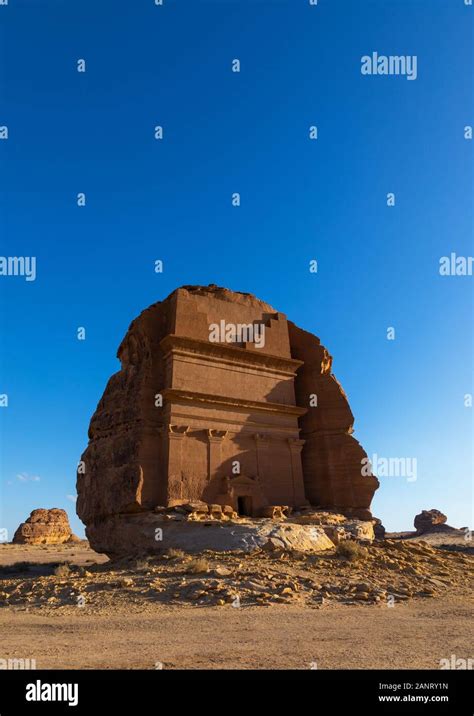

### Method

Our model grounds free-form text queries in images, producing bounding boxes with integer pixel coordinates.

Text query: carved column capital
[254,433,270,446]
[168,424,189,438]
[207,429,228,442]
[287,437,305,451]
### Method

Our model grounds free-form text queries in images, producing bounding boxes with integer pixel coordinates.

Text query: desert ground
[0,533,472,670]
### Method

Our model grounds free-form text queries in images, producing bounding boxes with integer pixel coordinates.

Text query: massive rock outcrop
[13,508,79,545]
[77,285,378,555]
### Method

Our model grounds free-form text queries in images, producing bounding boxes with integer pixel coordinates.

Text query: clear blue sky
[0,0,472,539]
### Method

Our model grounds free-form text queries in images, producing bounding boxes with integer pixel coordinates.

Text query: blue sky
[0,0,472,539]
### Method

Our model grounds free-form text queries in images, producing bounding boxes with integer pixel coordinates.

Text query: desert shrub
[336,540,367,562]
[166,548,186,559]
[53,563,71,577]
[185,557,210,574]
[134,557,150,570]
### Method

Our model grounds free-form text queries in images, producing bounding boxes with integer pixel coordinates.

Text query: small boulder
[222,505,238,519]
[173,501,209,514]
[261,505,289,520]
[213,566,232,577]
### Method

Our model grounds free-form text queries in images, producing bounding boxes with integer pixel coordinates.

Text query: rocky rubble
[1,538,471,615]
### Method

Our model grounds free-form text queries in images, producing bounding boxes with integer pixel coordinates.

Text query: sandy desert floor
[0,535,472,670]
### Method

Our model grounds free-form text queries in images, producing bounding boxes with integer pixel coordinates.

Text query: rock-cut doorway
[237,496,253,516]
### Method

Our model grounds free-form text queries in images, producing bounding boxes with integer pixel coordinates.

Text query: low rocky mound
[12,509,80,545]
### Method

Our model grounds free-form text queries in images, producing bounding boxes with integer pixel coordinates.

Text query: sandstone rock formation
[12,508,79,545]
[414,509,448,534]
[290,509,375,543]
[77,285,379,556]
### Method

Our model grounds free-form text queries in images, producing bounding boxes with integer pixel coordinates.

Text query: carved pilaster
[167,425,189,500]
[287,438,306,505]
[254,433,270,488]
[206,429,227,481]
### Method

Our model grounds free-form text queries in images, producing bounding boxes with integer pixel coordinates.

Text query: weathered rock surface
[414,510,448,534]
[322,521,375,545]
[84,512,335,557]
[291,509,348,526]
[77,285,379,556]
[12,509,79,545]
[289,508,374,543]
